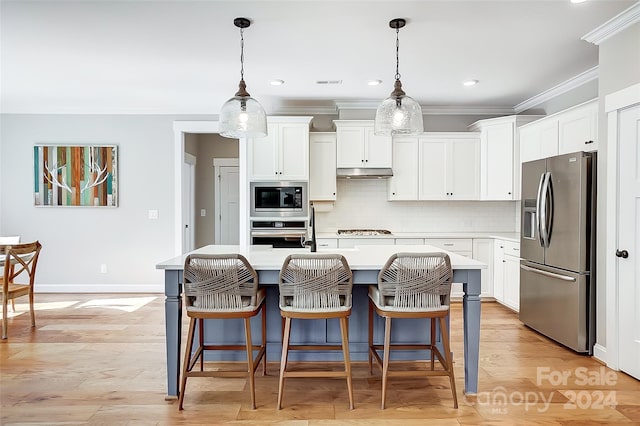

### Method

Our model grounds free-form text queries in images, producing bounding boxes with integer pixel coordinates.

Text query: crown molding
[334,101,514,115]
[582,2,640,45]
[273,105,337,115]
[513,66,598,114]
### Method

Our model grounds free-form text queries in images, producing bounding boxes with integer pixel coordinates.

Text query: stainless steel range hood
[336,168,393,179]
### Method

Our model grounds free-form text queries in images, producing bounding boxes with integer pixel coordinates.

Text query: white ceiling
[1,0,635,115]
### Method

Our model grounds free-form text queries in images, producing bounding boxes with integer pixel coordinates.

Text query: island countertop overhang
[156,244,487,272]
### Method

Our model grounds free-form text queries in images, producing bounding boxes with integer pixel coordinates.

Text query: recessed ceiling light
[368,80,383,86]
[463,79,479,86]
[570,0,587,3]
[270,79,285,86]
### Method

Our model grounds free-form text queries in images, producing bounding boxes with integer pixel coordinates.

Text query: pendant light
[219,17,268,139]
[374,18,423,136]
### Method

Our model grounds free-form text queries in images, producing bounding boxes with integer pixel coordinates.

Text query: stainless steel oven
[250,220,308,248]
[250,181,308,218]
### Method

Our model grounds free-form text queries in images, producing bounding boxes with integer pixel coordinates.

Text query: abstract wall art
[34,145,118,207]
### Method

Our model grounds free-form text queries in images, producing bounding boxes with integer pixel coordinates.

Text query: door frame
[604,82,640,370]
[172,121,249,255]
[214,158,239,244]
[183,152,196,251]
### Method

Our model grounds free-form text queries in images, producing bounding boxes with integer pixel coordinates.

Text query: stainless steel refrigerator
[520,151,596,354]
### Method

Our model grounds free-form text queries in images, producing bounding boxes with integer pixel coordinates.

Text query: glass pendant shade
[219,82,267,139]
[375,79,423,136]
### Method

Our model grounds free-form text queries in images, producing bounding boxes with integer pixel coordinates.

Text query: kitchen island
[156,244,485,399]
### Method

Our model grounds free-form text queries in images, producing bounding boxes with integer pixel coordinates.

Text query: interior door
[618,103,640,380]
[218,166,240,245]
[520,159,546,264]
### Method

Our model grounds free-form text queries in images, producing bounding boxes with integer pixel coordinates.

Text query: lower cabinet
[316,238,338,249]
[493,239,521,311]
[425,238,473,298]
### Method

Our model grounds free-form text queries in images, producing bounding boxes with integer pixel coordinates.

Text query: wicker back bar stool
[368,252,458,409]
[277,253,354,410]
[178,254,266,410]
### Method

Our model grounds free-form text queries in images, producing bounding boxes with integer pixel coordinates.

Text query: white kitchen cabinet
[558,100,598,154]
[419,133,480,200]
[334,120,392,168]
[338,238,394,249]
[309,132,337,200]
[519,119,559,163]
[388,137,419,200]
[316,238,338,249]
[249,116,312,181]
[469,115,542,200]
[519,99,598,164]
[493,239,521,311]
[472,238,494,298]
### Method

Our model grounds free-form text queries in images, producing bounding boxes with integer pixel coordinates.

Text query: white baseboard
[35,283,164,293]
[593,343,607,364]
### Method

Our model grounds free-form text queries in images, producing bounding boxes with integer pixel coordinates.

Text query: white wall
[317,179,517,233]
[0,114,192,292]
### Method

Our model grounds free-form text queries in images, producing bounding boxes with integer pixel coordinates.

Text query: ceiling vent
[316,80,343,85]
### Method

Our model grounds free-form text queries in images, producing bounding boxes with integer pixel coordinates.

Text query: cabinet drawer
[338,238,394,248]
[395,238,425,245]
[316,238,338,249]
[426,238,473,253]
[500,240,521,257]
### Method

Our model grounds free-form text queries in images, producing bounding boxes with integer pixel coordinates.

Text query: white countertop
[316,232,520,243]
[156,244,487,271]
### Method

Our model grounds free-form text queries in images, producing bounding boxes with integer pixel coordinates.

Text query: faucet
[304,204,317,252]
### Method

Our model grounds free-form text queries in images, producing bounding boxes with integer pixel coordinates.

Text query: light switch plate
[148,209,159,219]
[200,209,206,217]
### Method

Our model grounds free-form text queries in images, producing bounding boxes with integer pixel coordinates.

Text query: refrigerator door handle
[521,264,576,282]
[536,173,546,247]
[542,172,553,248]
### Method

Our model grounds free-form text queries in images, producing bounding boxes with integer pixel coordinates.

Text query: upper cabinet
[309,132,337,201]
[388,137,419,200]
[419,133,480,200]
[469,115,542,200]
[248,116,313,181]
[387,133,480,201]
[334,120,392,168]
[520,99,598,164]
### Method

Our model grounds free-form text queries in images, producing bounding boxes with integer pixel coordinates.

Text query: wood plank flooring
[1,294,639,425]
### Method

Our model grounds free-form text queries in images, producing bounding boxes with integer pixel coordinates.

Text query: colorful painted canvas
[34,145,118,207]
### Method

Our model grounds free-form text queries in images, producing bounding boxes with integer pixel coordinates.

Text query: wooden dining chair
[1,241,42,340]
[178,254,267,410]
[0,236,21,313]
[368,252,458,409]
[277,253,354,410]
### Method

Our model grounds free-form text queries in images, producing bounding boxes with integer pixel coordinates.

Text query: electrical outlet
[148,209,159,219]
[100,264,108,274]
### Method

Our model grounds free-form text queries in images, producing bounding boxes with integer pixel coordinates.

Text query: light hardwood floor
[1,293,639,425]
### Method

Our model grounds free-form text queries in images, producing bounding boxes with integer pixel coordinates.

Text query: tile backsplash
[315,179,518,233]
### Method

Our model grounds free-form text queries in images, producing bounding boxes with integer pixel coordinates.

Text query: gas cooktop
[337,229,392,236]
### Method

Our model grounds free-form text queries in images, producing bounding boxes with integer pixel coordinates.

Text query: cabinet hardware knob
[585,140,594,144]
[508,192,512,195]
[392,192,396,195]
[616,249,629,258]
[503,260,506,263]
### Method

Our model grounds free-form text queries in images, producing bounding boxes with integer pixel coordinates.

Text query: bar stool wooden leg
[381,316,392,410]
[438,316,458,408]
[244,317,256,409]
[178,317,197,410]
[340,316,354,410]
[277,316,292,410]
[198,318,204,371]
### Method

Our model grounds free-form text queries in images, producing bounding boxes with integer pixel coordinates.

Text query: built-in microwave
[250,181,308,218]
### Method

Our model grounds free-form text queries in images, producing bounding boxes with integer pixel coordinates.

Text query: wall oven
[250,220,308,248]
[250,181,308,218]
